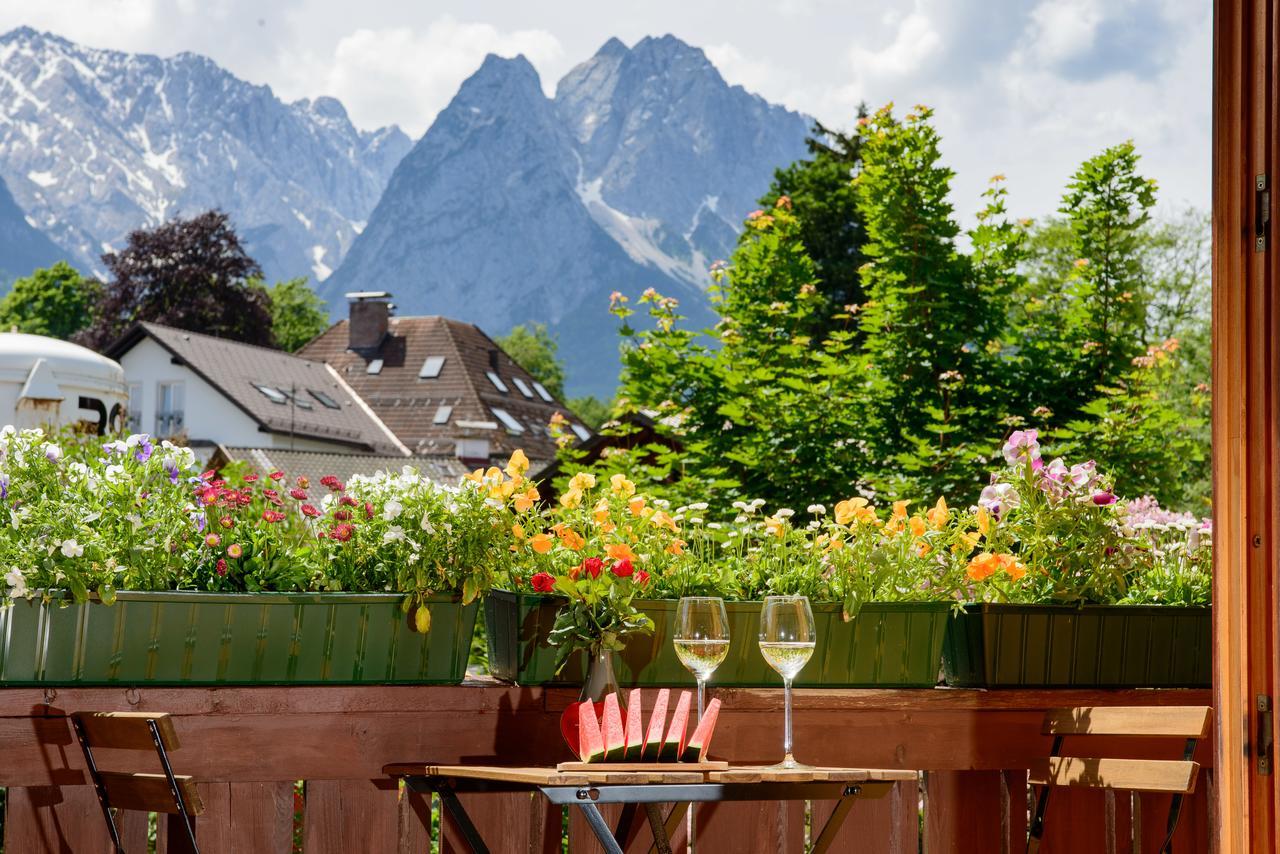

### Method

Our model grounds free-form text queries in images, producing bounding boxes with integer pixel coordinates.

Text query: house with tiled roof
[106,322,410,459]
[299,293,593,467]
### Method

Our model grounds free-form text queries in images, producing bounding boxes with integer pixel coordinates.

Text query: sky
[0,0,1211,223]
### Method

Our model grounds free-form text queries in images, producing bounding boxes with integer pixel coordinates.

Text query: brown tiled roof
[106,322,409,455]
[211,446,468,487]
[299,316,592,463]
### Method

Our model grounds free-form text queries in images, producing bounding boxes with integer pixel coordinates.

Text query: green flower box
[484,589,949,688]
[0,590,478,686]
[940,603,1212,688]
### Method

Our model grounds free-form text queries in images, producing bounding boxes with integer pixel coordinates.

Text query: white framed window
[254,384,288,404]
[367,359,384,375]
[156,381,185,436]
[486,371,509,393]
[512,377,535,398]
[532,381,554,402]
[127,383,142,433]
[433,405,453,425]
[491,407,525,434]
[419,356,446,378]
[571,422,592,442]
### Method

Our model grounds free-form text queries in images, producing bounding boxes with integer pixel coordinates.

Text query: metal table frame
[399,774,894,854]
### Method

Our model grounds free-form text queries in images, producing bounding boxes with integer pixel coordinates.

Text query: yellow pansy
[764,516,787,538]
[514,486,539,513]
[908,516,927,538]
[569,472,597,492]
[609,473,636,496]
[977,507,991,537]
[560,488,583,509]
[505,449,529,478]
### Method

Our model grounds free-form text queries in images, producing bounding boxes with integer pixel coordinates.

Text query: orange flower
[966,552,999,581]
[976,507,991,537]
[558,527,586,551]
[511,523,526,540]
[628,496,646,517]
[530,533,554,554]
[666,538,686,556]
[908,516,927,538]
[764,516,787,538]
[891,500,910,520]
[926,497,949,528]
[835,497,873,526]
[514,485,539,513]
[915,542,931,557]
[504,449,530,478]
[607,542,638,562]
[593,498,611,524]
[651,510,678,532]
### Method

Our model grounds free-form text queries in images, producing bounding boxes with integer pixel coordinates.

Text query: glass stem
[697,678,706,720]
[783,677,794,763]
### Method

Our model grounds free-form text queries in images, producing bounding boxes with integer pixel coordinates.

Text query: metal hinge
[1256,174,1270,252]
[1258,695,1273,775]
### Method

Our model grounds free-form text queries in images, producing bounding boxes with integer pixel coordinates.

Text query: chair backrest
[1029,706,1211,795]
[72,712,204,816]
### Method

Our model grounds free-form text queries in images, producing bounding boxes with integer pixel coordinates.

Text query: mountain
[0,174,61,285]
[323,36,811,397]
[0,27,411,283]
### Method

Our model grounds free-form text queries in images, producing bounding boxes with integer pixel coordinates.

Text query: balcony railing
[0,682,1213,852]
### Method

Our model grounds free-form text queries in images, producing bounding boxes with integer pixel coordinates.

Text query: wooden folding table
[384,763,917,854]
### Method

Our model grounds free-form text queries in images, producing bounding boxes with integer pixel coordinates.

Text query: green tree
[567,395,612,430]
[496,323,567,401]
[758,111,867,337]
[0,262,101,340]
[264,277,329,351]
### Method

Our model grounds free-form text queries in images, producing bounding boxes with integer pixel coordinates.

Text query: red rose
[268,471,285,481]
[531,572,555,593]
[636,570,650,586]
[611,558,634,578]
[581,557,604,579]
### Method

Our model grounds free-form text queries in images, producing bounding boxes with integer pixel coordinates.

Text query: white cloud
[305,17,563,135]
[1024,0,1104,66]
[849,10,942,80]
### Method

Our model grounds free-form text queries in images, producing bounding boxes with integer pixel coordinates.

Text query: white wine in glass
[673,596,730,718]
[758,595,816,770]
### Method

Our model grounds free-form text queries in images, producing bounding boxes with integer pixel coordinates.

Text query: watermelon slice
[561,700,607,758]
[577,700,606,763]
[643,689,670,761]
[659,690,692,761]
[624,689,644,760]
[680,698,721,762]
[602,692,626,761]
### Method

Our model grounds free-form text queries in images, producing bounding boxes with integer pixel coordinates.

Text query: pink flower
[296,476,310,489]
[979,482,1021,516]
[242,474,259,483]
[1091,491,1117,506]
[227,543,243,558]
[219,515,233,529]
[262,510,285,523]
[334,509,352,521]
[339,495,358,507]
[301,504,321,518]
[289,488,307,500]
[330,523,354,542]
[1002,429,1041,467]
[1069,461,1097,489]
[364,501,375,520]
[268,471,285,481]
[204,533,221,548]
[636,570,650,586]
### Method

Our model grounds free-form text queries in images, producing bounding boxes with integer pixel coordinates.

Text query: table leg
[811,786,861,854]
[645,803,674,854]
[647,803,687,854]
[578,801,627,854]
[438,787,491,854]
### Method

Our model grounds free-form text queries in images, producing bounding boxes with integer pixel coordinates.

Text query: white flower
[60,539,83,558]
[688,502,709,512]
[42,443,62,463]
[420,511,436,535]
[4,566,27,598]
[775,508,795,519]
[383,499,403,521]
[383,525,406,543]
[103,464,126,483]
[807,504,827,516]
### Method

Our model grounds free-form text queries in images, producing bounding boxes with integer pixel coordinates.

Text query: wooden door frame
[1212,0,1277,849]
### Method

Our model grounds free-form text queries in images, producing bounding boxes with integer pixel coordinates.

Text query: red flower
[268,471,285,481]
[200,470,216,481]
[219,515,233,529]
[364,501,375,520]
[581,557,604,579]
[242,474,259,483]
[301,504,321,518]
[531,572,555,593]
[296,476,310,489]
[320,475,340,488]
[611,558,634,578]
[262,510,285,523]
[216,559,227,577]
[334,509,352,521]
[636,570,650,586]
[289,488,308,500]
[330,523,354,542]
[339,495,358,507]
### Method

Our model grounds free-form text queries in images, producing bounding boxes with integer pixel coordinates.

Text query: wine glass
[758,595,816,770]
[673,596,730,718]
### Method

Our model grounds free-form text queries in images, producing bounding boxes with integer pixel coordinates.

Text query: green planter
[485,589,949,688]
[0,590,478,686]
[941,603,1212,688]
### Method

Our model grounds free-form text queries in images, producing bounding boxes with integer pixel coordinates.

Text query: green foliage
[758,113,867,337]
[264,277,328,352]
[496,323,566,400]
[567,395,612,430]
[0,262,101,340]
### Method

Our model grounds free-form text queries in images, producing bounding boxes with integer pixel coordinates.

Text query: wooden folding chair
[71,711,203,854]
[1026,705,1211,854]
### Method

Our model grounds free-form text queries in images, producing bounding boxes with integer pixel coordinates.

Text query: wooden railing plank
[924,770,1025,854]
[440,791,559,854]
[810,779,919,854]
[1,784,138,854]
[693,800,804,854]
[302,779,402,854]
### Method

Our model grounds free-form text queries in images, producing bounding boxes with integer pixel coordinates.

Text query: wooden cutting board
[555,761,729,772]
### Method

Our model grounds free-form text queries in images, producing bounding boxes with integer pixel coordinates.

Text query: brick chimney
[345,291,391,352]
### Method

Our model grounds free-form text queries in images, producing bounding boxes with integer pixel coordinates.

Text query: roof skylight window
[367,359,384,374]
[491,407,525,434]
[433,405,453,425]
[486,371,509,393]
[309,389,341,409]
[512,377,534,398]
[254,384,288,404]
[571,422,592,442]
[532,381,554,402]
[419,356,446,378]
